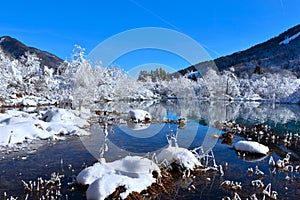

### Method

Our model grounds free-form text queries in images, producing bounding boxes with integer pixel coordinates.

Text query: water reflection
[126,121,150,130]
[84,100,300,161]
[236,153,268,163]
[94,100,300,130]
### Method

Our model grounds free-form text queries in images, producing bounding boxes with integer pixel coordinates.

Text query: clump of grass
[21,172,64,199]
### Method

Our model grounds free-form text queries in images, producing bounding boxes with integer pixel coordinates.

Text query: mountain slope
[182,24,300,77]
[0,36,63,70]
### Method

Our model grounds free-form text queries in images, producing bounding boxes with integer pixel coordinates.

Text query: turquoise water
[1,101,300,199]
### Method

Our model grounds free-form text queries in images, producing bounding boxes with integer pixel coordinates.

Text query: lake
[1,100,300,199]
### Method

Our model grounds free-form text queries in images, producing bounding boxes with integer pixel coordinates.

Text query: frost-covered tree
[202,69,224,98]
[67,46,97,107]
[0,47,12,98]
[1,50,57,97]
[164,75,198,99]
[65,46,156,106]
[217,71,300,100]
[2,43,300,106]
[222,70,241,98]
[0,49,44,97]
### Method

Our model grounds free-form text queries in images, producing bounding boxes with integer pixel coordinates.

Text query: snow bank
[77,156,160,200]
[234,141,269,155]
[0,120,52,145]
[156,146,201,170]
[128,109,151,122]
[0,108,90,146]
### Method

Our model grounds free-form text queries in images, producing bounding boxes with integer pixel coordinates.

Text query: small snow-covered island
[1,24,300,200]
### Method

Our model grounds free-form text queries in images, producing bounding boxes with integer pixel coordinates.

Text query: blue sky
[1,0,299,71]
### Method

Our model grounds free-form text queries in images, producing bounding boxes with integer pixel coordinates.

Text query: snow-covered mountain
[0,36,63,71]
[181,24,300,77]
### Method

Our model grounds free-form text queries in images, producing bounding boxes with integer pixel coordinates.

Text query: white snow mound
[156,146,201,170]
[234,140,269,155]
[77,156,160,200]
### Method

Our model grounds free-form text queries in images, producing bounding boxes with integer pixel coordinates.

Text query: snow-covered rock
[156,146,201,170]
[234,141,269,155]
[77,162,113,185]
[128,109,151,122]
[77,156,160,200]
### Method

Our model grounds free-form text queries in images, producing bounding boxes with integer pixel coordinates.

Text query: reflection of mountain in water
[176,101,300,126]
[94,100,300,131]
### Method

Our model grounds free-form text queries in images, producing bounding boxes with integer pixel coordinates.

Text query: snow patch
[234,140,269,155]
[279,32,300,45]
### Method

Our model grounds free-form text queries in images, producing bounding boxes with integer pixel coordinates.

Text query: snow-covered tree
[222,70,241,98]
[2,43,300,106]
[202,69,225,98]
[0,47,11,98]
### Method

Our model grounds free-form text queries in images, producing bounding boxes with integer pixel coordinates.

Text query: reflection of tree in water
[95,100,300,133]
[164,100,182,121]
[163,101,300,128]
[146,100,182,122]
[98,122,109,162]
